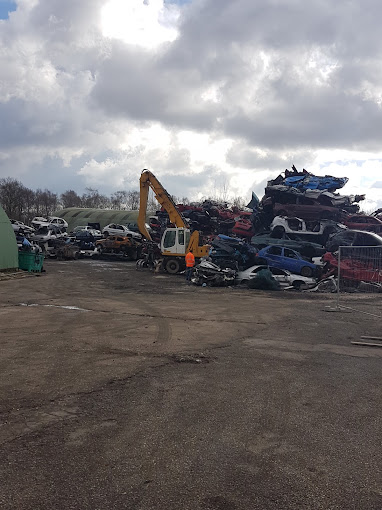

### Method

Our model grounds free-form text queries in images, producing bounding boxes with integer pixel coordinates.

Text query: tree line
[0,177,150,224]
[0,176,247,225]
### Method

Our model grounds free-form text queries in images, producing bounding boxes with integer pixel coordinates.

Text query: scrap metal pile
[13,165,382,293]
[159,165,380,291]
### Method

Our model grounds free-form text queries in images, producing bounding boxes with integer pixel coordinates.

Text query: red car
[343,215,382,233]
[273,199,341,221]
[322,252,382,284]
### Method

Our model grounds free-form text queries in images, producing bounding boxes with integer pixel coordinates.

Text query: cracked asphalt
[0,258,382,510]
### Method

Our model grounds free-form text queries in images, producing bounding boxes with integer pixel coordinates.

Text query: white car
[31,216,68,230]
[10,219,35,234]
[72,226,102,238]
[102,223,142,239]
[32,227,68,243]
[236,265,317,289]
[270,216,346,242]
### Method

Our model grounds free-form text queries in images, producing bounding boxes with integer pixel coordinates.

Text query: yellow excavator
[137,169,210,273]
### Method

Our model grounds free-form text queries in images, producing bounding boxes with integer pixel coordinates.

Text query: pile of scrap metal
[268,165,349,191]
[191,260,236,287]
[150,200,251,239]
[209,235,257,270]
[240,166,363,236]
[136,240,162,269]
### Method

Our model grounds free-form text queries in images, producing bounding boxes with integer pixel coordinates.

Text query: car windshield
[74,226,86,232]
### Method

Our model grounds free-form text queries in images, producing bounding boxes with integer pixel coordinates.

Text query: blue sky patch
[0,1,16,20]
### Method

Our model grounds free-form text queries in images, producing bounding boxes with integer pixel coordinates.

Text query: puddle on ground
[19,303,89,312]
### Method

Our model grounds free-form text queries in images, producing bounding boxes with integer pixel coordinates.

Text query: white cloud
[101,0,179,49]
[0,0,381,211]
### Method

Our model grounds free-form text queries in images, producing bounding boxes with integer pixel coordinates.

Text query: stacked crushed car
[13,217,145,262]
[169,166,381,291]
[11,165,382,292]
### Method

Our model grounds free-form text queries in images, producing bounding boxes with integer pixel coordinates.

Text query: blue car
[257,245,317,277]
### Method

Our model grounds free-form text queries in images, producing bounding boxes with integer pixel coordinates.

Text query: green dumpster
[18,252,44,272]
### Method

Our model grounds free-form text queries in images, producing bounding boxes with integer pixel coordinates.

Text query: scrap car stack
[11,165,382,292]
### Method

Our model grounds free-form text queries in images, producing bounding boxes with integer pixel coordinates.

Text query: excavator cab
[161,228,191,255]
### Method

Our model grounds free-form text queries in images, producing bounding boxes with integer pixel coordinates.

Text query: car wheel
[165,258,181,274]
[104,231,109,237]
[300,266,313,277]
[240,279,248,285]
[292,280,304,290]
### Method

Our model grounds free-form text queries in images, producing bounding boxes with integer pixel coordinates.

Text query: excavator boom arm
[138,169,189,240]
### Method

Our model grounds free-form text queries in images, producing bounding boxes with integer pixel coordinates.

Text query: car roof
[337,229,381,237]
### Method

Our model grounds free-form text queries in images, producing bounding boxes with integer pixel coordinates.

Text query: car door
[105,236,115,249]
[269,267,289,285]
[264,246,283,268]
[116,236,125,249]
[283,248,301,273]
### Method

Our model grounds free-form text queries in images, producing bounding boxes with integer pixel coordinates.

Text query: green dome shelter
[0,205,18,271]
[53,208,146,233]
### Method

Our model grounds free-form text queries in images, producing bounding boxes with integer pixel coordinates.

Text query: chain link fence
[336,246,382,318]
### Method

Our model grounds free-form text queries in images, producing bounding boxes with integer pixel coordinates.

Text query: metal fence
[337,246,382,318]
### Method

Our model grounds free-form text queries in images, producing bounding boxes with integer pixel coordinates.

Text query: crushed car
[342,214,382,234]
[31,216,68,230]
[322,252,382,285]
[96,235,142,260]
[191,260,236,287]
[10,219,35,234]
[209,234,257,270]
[270,216,346,244]
[326,229,382,252]
[71,225,103,239]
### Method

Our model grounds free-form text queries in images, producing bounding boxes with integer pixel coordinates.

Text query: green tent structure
[53,208,148,233]
[0,205,18,271]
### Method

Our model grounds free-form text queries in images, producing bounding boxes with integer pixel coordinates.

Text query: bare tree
[127,190,140,210]
[60,190,82,208]
[110,190,129,210]
[0,178,26,219]
[35,189,58,217]
[21,187,36,224]
[232,196,245,209]
[82,188,110,209]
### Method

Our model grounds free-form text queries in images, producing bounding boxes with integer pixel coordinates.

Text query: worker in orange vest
[185,250,195,282]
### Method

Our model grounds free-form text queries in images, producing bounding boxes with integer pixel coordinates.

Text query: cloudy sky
[1,0,382,209]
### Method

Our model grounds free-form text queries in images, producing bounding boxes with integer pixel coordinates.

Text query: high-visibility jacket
[185,252,195,267]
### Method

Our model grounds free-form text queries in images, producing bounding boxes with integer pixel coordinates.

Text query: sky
[1,0,382,210]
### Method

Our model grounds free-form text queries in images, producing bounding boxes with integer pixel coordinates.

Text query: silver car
[102,223,142,239]
[236,265,317,289]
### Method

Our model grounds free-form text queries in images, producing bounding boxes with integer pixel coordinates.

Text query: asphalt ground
[0,258,381,510]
